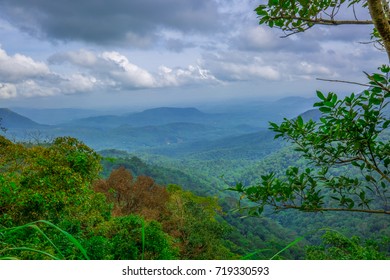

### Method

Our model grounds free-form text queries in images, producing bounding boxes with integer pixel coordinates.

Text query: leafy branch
[231,66,390,215]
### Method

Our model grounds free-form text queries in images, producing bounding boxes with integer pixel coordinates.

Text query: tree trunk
[368,0,390,61]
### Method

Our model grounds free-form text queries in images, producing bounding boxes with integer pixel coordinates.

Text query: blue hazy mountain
[299,108,322,121]
[65,107,216,128]
[0,108,46,129]
[1,96,320,153]
[11,107,107,125]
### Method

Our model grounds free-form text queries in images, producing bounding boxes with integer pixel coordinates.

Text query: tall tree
[231,0,390,215]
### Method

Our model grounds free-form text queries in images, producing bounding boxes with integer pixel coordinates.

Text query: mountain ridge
[0,108,46,129]
[65,107,213,128]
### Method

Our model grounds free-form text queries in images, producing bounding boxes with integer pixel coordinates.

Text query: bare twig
[353,4,359,21]
[316,78,371,87]
[281,25,313,38]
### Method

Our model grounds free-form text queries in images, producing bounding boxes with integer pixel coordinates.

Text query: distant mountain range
[1,96,320,155]
[65,107,215,128]
[11,107,103,125]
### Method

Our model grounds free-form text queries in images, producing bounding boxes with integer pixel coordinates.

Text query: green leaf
[365,175,375,182]
[319,107,332,113]
[316,90,326,100]
[324,101,333,107]
[296,116,304,127]
[331,93,338,104]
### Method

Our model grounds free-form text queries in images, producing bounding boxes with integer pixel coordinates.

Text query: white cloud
[157,64,220,86]
[48,49,220,90]
[17,80,58,97]
[298,61,335,76]
[220,62,280,81]
[0,83,17,99]
[0,47,101,99]
[0,48,50,82]
[60,74,97,94]
[0,47,58,99]
[203,52,281,81]
[101,51,157,89]
[49,49,98,67]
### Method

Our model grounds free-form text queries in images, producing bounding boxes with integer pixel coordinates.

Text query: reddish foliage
[94,167,170,220]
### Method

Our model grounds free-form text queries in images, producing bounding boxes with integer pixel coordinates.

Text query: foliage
[0,136,107,226]
[231,67,390,215]
[306,230,388,259]
[165,184,236,259]
[90,215,177,260]
[256,1,372,36]
[100,153,209,196]
[0,220,89,260]
[0,136,241,260]
[258,1,370,26]
[98,148,390,259]
[94,165,236,259]
[94,166,170,220]
[99,153,313,259]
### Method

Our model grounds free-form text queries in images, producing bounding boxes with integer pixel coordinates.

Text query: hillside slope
[0,108,46,129]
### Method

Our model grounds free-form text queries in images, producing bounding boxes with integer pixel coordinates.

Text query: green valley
[1,92,389,259]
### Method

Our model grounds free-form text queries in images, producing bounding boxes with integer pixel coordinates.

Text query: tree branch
[280,204,390,215]
[316,78,371,87]
[269,15,373,26]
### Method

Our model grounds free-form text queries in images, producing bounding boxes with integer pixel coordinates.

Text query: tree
[231,1,390,216]
[165,185,235,259]
[0,136,106,225]
[93,167,170,220]
[0,136,113,260]
[305,230,387,259]
[94,169,236,259]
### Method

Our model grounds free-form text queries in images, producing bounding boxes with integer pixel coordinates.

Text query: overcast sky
[0,0,387,109]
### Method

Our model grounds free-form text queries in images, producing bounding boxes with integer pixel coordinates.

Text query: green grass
[0,220,89,260]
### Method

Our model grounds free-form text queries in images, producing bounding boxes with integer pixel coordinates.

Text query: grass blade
[141,220,145,260]
[241,249,271,260]
[35,220,90,260]
[0,247,59,260]
[0,220,89,260]
[269,227,342,260]
[270,235,306,260]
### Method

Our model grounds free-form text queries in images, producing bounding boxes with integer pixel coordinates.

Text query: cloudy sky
[0,0,387,109]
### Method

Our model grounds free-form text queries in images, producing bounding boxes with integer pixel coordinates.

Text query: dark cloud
[163,38,196,52]
[300,24,374,43]
[232,26,321,54]
[0,0,221,46]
